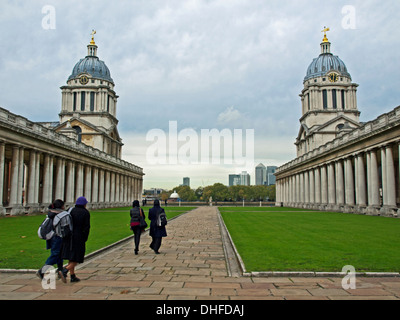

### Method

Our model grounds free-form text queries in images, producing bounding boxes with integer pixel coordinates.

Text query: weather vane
[321,26,330,42]
[90,29,96,45]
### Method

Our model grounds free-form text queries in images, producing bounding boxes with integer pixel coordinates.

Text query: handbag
[139,216,148,229]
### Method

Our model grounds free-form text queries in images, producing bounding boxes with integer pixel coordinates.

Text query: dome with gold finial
[304,27,351,82]
[68,30,114,84]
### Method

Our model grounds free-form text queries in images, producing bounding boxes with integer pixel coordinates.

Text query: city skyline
[1,1,399,189]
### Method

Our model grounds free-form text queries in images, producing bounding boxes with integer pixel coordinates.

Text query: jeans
[45,236,63,271]
[132,226,142,251]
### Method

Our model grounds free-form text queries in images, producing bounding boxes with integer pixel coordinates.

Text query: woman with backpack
[130,200,146,255]
[59,196,90,283]
[148,199,167,254]
[36,199,65,280]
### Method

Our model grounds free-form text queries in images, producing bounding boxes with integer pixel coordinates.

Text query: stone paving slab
[0,207,400,301]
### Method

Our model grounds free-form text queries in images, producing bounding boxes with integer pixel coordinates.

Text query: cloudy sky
[0,0,399,189]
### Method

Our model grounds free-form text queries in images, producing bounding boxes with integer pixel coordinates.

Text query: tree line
[158,183,276,202]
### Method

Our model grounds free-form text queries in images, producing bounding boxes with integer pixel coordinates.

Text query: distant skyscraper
[229,172,250,186]
[183,177,190,187]
[255,163,266,185]
[240,171,251,186]
[229,174,240,186]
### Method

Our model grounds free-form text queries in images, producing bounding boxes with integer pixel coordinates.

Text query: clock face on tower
[79,75,89,85]
[328,73,339,83]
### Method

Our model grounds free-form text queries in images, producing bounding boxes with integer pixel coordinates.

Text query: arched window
[336,124,345,131]
[73,126,82,143]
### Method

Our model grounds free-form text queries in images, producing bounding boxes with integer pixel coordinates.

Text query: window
[81,92,85,111]
[90,92,95,111]
[73,126,82,143]
[107,95,110,112]
[73,92,77,111]
[322,90,328,109]
[332,89,337,109]
[341,90,346,109]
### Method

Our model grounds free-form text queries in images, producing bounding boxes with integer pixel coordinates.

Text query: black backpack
[38,216,55,240]
[130,207,141,223]
[158,209,167,227]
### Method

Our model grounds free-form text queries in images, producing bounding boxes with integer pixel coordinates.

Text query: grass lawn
[0,206,195,270]
[220,207,400,273]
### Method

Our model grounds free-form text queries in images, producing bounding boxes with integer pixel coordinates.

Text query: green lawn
[220,207,400,272]
[0,206,195,270]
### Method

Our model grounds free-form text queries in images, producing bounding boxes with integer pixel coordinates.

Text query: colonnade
[0,141,143,215]
[276,142,399,216]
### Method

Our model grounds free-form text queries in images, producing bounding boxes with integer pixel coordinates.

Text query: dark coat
[148,205,167,238]
[61,205,90,263]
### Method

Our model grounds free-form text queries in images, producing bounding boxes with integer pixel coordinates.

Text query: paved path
[1,207,400,300]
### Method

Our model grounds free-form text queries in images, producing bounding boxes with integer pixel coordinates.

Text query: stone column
[98,169,105,208]
[366,149,380,215]
[115,173,120,204]
[320,165,328,209]
[75,163,84,199]
[42,154,55,207]
[381,148,387,206]
[0,143,5,216]
[27,150,40,213]
[356,153,367,213]
[345,157,355,212]
[299,172,304,206]
[381,145,397,216]
[327,162,336,208]
[55,157,66,201]
[110,172,115,205]
[336,160,345,208]
[105,171,111,204]
[304,171,309,207]
[65,160,75,207]
[309,169,315,205]
[84,165,92,203]
[9,146,25,215]
[92,167,99,209]
[314,167,321,207]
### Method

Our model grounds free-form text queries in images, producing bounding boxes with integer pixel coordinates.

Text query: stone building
[0,32,144,215]
[275,30,400,217]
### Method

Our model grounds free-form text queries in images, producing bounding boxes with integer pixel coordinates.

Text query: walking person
[36,199,65,280]
[130,200,146,255]
[59,197,90,283]
[148,199,167,254]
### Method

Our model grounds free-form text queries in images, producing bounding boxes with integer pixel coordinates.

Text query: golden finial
[90,29,96,45]
[322,26,330,43]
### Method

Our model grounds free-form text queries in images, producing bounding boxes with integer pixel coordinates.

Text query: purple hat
[76,196,88,206]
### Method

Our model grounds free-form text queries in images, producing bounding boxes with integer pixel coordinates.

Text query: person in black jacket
[36,199,65,280]
[130,200,145,255]
[148,199,167,254]
[59,197,90,283]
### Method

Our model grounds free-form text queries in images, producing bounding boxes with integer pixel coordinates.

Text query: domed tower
[296,28,361,157]
[58,30,123,158]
